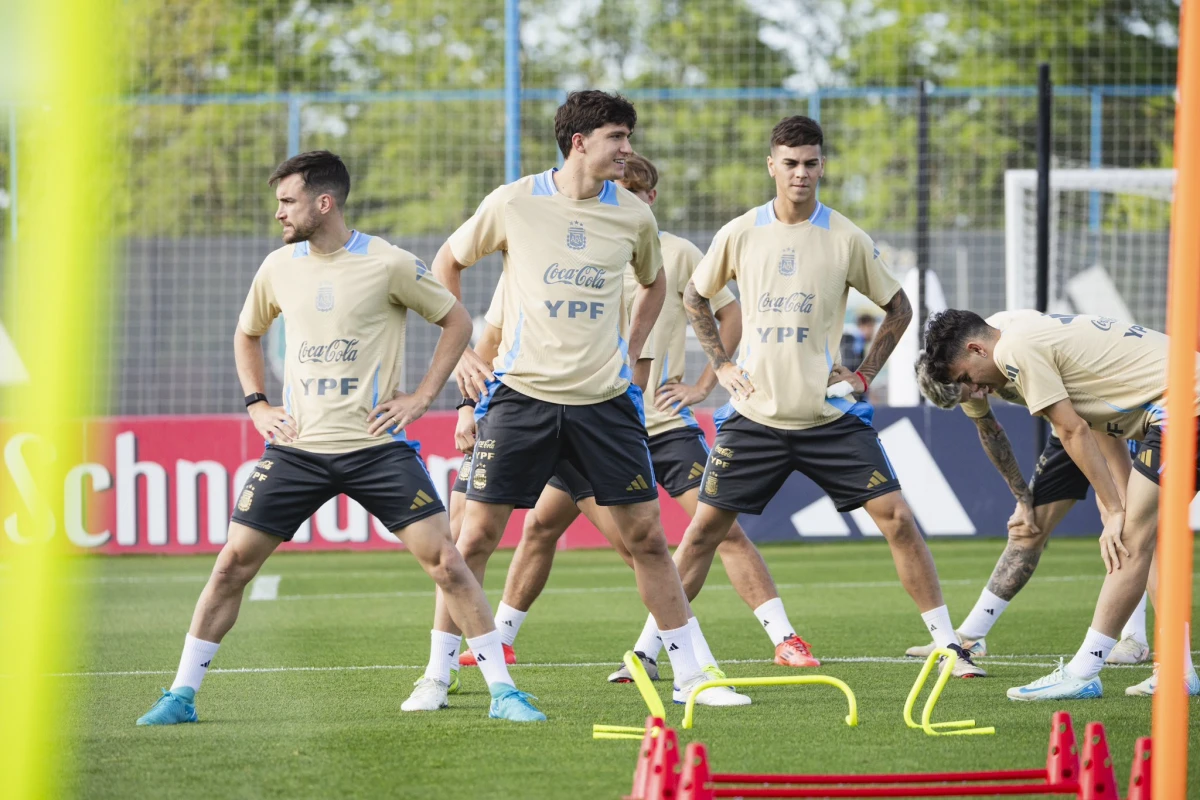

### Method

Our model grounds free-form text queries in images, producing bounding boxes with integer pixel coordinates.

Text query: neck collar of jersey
[756,198,828,228]
[534,168,620,206]
[292,230,367,259]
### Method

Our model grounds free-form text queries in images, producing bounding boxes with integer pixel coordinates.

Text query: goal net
[1004,168,1175,331]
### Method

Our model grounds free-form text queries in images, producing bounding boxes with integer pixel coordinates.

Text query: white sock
[495,603,527,647]
[170,634,220,693]
[466,630,514,689]
[424,630,462,685]
[921,606,957,650]
[1066,627,1118,680]
[688,617,718,670]
[634,615,664,661]
[958,589,1010,639]
[753,597,796,646]
[1120,593,1149,644]
[659,623,702,684]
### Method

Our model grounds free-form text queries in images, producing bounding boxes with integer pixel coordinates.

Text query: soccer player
[907,311,1150,664]
[403,91,745,713]
[451,154,818,682]
[136,151,544,726]
[922,309,1200,699]
[674,115,985,678]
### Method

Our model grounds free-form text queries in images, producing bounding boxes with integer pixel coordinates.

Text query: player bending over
[923,309,1199,700]
[906,310,1150,665]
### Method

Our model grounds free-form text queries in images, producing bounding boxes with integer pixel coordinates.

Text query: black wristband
[455,397,477,410]
[244,392,269,407]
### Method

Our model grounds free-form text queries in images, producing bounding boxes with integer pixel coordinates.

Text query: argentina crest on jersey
[567,220,586,251]
[778,247,796,277]
[315,281,335,312]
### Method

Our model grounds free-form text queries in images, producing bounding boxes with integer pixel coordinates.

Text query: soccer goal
[1004,168,1176,330]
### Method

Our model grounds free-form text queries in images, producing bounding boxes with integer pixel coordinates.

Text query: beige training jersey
[991,312,1198,440]
[238,231,456,453]
[448,169,662,405]
[621,232,736,437]
[691,199,901,430]
[960,310,1042,420]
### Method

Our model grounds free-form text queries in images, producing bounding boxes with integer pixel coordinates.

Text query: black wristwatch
[244,392,269,408]
[455,397,477,410]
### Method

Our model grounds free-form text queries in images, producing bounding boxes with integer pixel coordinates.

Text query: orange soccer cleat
[775,634,821,667]
[459,643,517,667]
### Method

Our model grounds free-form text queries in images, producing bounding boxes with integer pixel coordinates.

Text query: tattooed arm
[854,288,912,386]
[973,408,1033,505]
[684,280,754,400]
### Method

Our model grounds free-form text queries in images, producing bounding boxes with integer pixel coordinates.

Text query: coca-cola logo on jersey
[543,264,606,289]
[297,338,360,363]
[757,292,815,314]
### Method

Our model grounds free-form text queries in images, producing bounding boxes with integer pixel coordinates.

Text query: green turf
[52,539,1200,798]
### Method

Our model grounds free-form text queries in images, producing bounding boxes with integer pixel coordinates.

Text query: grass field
[54,538,1200,799]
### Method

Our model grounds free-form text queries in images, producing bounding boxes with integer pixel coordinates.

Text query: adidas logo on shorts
[626,474,650,492]
[866,470,889,489]
[410,490,435,510]
[688,462,704,480]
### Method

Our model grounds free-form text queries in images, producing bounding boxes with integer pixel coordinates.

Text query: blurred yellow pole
[0,1,119,797]
[1153,1,1200,797]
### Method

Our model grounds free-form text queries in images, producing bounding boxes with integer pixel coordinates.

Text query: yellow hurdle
[592,732,645,740]
[903,648,995,736]
[592,724,647,734]
[622,650,667,720]
[681,675,858,730]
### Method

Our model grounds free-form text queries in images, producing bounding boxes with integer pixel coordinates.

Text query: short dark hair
[554,91,637,159]
[771,116,823,150]
[922,309,992,383]
[268,150,351,208]
[621,153,658,193]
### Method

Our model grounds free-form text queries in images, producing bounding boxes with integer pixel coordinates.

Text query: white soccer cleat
[401,677,450,711]
[1105,636,1151,665]
[906,635,987,659]
[1124,664,1200,697]
[938,643,987,678]
[673,672,752,707]
[1007,660,1102,701]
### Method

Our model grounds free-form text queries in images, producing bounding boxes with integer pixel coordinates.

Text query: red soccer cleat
[775,634,820,667]
[459,643,517,667]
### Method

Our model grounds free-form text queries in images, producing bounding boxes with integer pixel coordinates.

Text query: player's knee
[1006,520,1047,549]
[874,500,917,540]
[455,523,504,562]
[211,547,261,590]
[624,523,670,560]
[522,511,563,548]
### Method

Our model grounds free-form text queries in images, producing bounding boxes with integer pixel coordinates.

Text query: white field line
[271,574,1111,603]
[248,575,281,602]
[32,653,1199,679]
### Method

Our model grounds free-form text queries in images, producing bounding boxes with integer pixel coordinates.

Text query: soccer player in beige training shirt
[908,311,1149,665]
[679,115,984,678]
[405,91,746,713]
[136,151,545,727]
[923,308,1200,699]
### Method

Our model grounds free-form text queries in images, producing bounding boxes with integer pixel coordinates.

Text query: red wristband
[854,371,869,390]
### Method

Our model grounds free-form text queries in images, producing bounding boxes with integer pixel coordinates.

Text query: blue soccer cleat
[137,687,198,726]
[1007,660,1102,701]
[1124,663,1200,696]
[488,683,546,722]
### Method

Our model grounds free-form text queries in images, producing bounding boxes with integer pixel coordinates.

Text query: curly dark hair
[771,116,823,150]
[914,352,963,409]
[554,90,637,159]
[268,150,351,208]
[922,309,992,383]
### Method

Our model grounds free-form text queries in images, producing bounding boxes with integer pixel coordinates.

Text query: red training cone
[1078,722,1119,800]
[628,716,666,800]
[643,726,681,800]
[1046,711,1080,788]
[677,742,714,800]
[1126,737,1152,800]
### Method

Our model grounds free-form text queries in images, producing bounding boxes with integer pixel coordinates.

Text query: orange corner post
[1154,1,1200,797]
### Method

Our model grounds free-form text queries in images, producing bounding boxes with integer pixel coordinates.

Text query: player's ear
[571,131,587,156]
[766,154,776,178]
